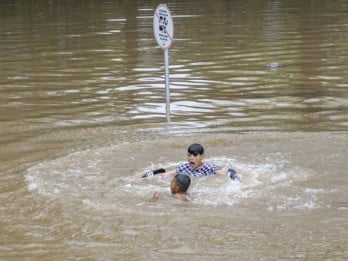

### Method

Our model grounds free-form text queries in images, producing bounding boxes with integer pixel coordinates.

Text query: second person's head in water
[152,173,191,202]
[171,173,191,193]
[170,173,191,201]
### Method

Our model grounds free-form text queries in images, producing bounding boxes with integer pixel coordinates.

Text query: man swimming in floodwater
[143,143,241,181]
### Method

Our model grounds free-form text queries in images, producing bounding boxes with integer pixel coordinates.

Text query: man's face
[170,178,180,194]
[187,153,204,169]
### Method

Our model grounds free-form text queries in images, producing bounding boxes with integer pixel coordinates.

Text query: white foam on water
[25,146,319,211]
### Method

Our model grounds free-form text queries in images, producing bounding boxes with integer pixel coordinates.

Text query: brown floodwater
[1,0,347,260]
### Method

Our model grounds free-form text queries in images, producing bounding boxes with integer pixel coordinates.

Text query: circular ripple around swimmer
[25,135,316,212]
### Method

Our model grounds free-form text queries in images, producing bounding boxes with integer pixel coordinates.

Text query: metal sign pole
[164,48,170,122]
[153,4,174,123]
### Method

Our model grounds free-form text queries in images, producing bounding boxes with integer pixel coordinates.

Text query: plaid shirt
[176,163,219,177]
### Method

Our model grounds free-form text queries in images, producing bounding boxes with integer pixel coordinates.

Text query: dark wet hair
[174,173,191,192]
[188,143,204,156]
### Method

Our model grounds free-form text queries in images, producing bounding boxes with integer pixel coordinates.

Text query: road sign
[153,4,174,49]
[153,4,174,122]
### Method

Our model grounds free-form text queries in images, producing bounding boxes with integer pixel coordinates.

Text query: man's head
[171,173,191,194]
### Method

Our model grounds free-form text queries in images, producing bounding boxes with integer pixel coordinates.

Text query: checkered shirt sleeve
[176,163,219,177]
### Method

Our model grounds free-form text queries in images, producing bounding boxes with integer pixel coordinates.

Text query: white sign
[153,4,174,49]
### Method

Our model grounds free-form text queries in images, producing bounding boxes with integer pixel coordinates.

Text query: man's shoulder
[202,162,218,169]
[178,163,192,170]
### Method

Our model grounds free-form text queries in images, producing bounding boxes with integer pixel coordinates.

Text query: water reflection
[0,0,348,142]
[1,0,347,131]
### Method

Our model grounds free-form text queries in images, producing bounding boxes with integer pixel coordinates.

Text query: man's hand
[228,168,241,182]
[142,168,166,178]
